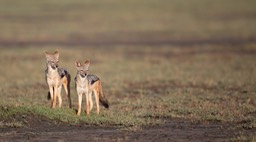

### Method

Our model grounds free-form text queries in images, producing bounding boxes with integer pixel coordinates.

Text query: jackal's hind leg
[93,89,100,114]
[89,92,93,111]
[52,86,58,109]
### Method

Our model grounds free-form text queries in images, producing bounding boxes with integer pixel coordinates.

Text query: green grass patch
[0,104,158,127]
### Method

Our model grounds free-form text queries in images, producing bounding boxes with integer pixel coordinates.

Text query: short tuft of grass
[0,104,158,128]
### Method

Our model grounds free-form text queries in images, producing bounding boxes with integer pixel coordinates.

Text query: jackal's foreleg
[48,86,54,108]
[77,93,82,116]
[52,85,58,109]
[85,92,90,115]
[57,86,62,108]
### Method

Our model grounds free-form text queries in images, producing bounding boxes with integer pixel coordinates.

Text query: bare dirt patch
[0,115,251,141]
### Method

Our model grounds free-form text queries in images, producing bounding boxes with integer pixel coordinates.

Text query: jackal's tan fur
[45,50,72,109]
[75,60,109,116]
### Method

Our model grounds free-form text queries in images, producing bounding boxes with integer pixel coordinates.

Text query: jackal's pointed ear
[84,60,90,65]
[84,60,90,70]
[44,51,50,56]
[44,51,51,60]
[53,49,59,54]
[75,60,81,67]
[44,50,49,55]
[53,50,59,59]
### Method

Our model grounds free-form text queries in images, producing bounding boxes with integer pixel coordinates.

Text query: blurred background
[0,0,255,47]
[0,0,255,108]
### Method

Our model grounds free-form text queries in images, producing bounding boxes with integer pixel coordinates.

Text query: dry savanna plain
[0,0,256,141]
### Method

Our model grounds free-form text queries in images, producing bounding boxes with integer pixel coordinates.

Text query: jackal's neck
[76,73,87,82]
[46,64,58,74]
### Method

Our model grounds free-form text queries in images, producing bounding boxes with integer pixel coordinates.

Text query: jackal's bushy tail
[47,91,51,100]
[98,81,109,108]
[66,73,72,108]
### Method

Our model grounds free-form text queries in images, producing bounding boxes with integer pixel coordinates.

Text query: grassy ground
[0,0,256,141]
[0,46,256,138]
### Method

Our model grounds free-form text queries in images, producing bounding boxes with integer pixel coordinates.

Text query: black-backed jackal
[75,60,109,116]
[45,50,72,109]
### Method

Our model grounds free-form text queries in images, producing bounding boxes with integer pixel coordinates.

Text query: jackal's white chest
[77,86,87,95]
[46,68,60,86]
[76,76,88,95]
[47,77,59,86]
